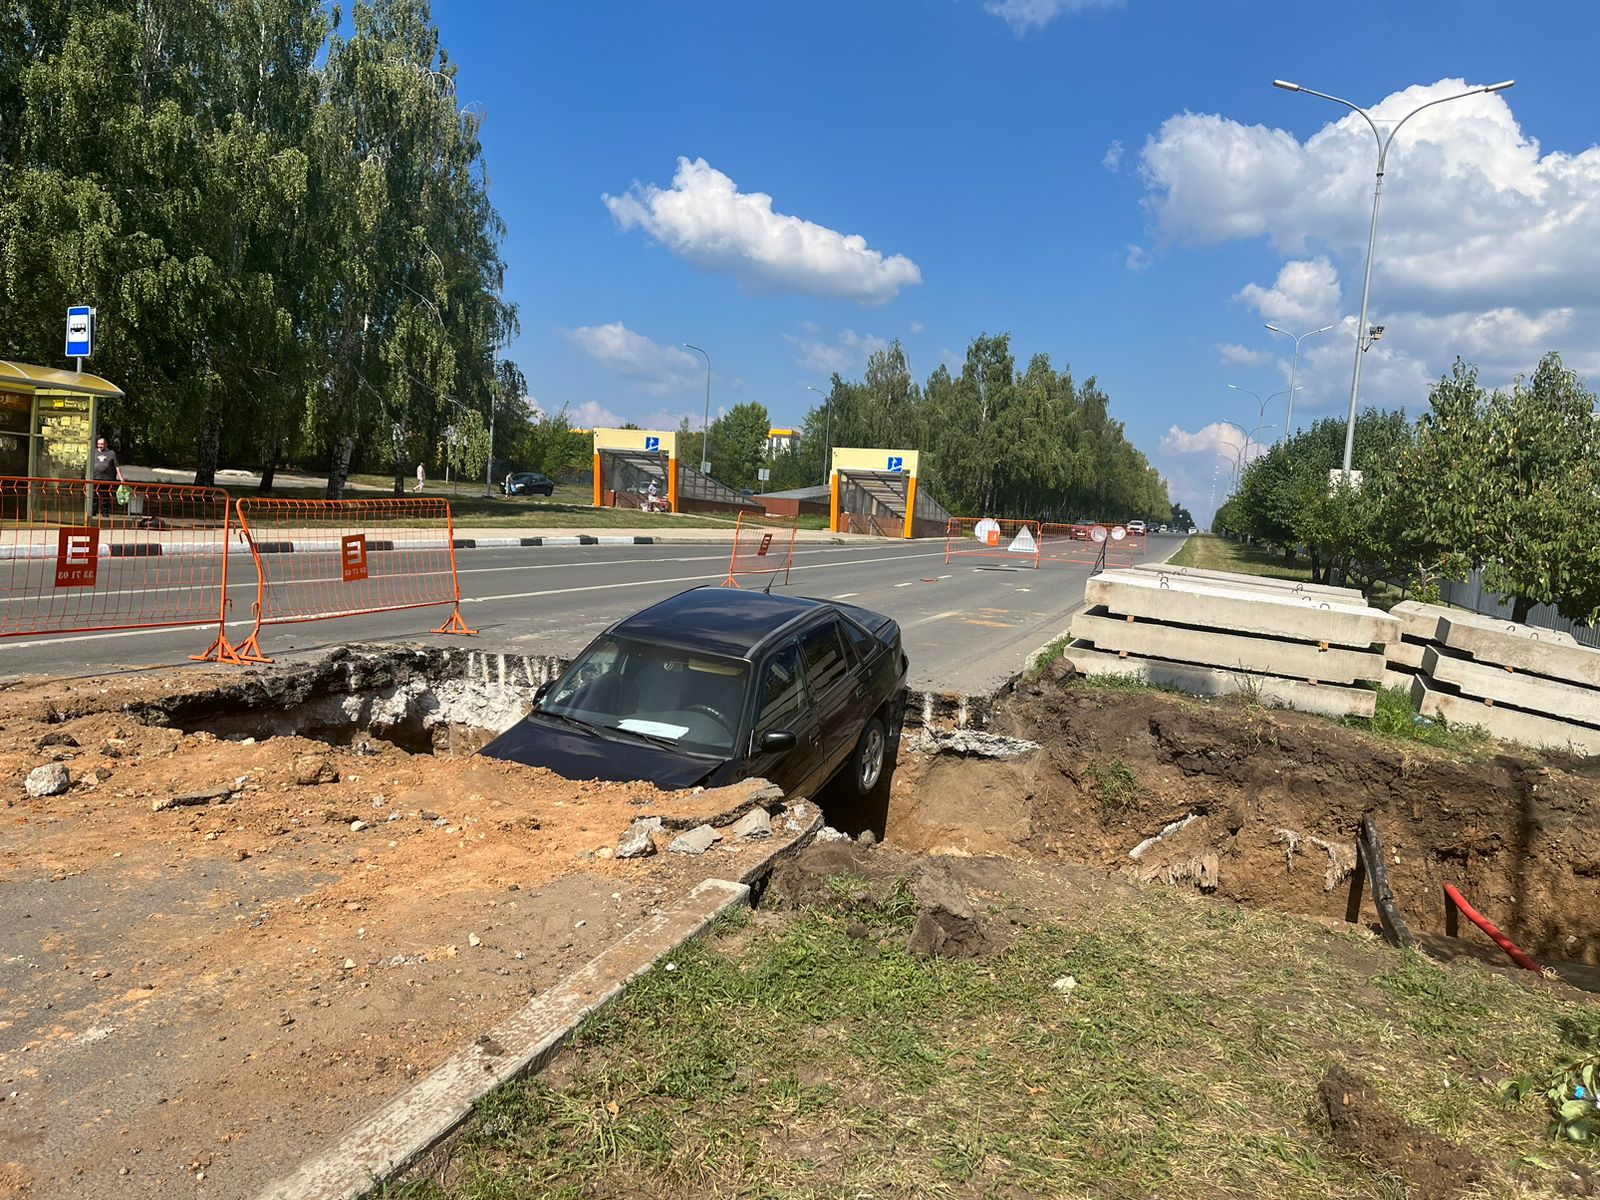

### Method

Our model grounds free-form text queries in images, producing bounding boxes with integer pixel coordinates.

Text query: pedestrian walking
[91,435,124,518]
[414,462,426,493]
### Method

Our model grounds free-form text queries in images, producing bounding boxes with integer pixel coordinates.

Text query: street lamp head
[1272,79,1302,92]
[1265,323,1286,335]
[1483,80,1515,93]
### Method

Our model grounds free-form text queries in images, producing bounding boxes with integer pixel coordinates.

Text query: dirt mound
[889,680,1600,965]
[1316,1064,1485,1196]
[765,841,1005,959]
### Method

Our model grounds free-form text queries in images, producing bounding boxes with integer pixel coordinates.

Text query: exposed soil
[0,653,814,1200]
[889,676,1600,974]
[1316,1063,1486,1197]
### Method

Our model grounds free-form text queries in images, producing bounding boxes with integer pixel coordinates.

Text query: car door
[797,618,859,784]
[745,640,823,796]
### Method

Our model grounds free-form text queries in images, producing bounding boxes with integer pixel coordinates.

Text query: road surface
[1,535,1186,693]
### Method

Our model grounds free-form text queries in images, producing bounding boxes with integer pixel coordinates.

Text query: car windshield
[539,636,749,755]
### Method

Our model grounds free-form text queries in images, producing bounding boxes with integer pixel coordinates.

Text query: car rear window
[840,616,876,663]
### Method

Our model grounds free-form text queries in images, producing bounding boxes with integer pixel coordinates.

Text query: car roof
[608,586,829,658]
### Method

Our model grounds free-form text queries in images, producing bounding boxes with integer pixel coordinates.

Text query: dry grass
[394,861,1597,1199]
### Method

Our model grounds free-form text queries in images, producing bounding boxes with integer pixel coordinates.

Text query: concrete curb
[0,535,659,560]
[252,806,824,1200]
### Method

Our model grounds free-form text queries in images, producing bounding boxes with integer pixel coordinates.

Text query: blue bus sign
[65,306,94,360]
[886,455,904,472]
[644,435,661,452]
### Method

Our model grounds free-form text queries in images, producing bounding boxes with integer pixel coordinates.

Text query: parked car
[1127,520,1147,535]
[503,471,555,497]
[480,588,908,801]
[1158,524,1169,534]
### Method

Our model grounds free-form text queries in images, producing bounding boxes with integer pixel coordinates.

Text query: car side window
[756,644,807,733]
[840,617,874,665]
[798,621,849,697]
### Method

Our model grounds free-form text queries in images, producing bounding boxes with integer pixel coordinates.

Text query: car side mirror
[533,682,552,706]
[758,730,797,753]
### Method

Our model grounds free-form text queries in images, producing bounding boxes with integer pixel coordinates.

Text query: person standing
[414,462,426,493]
[90,435,124,518]
[646,478,659,512]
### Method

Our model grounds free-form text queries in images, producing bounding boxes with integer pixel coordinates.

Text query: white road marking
[893,581,915,588]
[831,592,860,599]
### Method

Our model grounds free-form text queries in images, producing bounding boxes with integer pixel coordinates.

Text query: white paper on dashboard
[618,719,689,739]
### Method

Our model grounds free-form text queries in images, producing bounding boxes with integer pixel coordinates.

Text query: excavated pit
[123,645,566,756]
[886,671,1600,983]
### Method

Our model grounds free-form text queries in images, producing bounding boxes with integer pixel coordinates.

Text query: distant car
[480,588,908,802]
[503,472,555,497]
[1127,520,1147,535]
[1158,524,1169,534]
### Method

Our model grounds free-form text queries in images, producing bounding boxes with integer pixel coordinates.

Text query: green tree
[707,401,770,492]
[1405,353,1600,623]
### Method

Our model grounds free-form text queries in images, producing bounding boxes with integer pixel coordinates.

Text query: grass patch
[1087,756,1141,812]
[1346,685,1494,754]
[257,484,752,530]
[402,873,1598,1200]
[1166,533,1315,582]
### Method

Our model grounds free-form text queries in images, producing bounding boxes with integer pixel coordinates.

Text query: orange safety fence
[943,517,1042,568]
[0,474,240,660]
[1041,523,1138,569]
[722,511,797,588]
[232,496,475,663]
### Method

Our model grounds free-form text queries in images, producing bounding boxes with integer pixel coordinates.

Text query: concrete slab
[1069,609,1385,685]
[253,877,754,1200]
[1382,667,1418,691]
[1129,562,1364,601]
[1411,676,1600,756]
[1438,617,1600,687]
[1086,570,1400,650]
[1066,646,1376,718]
[1387,637,1427,670]
[1391,600,1579,647]
[1422,645,1600,727]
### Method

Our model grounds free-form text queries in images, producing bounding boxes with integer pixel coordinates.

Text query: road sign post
[65,305,94,371]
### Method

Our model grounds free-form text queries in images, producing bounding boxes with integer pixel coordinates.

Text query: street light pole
[1273,77,1514,478]
[1226,384,1288,435]
[682,343,711,474]
[806,384,832,487]
[1265,322,1335,443]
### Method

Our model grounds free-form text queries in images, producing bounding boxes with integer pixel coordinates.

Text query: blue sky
[430,0,1600,521]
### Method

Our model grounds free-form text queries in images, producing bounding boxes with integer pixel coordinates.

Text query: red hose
[1443,884,1541,973]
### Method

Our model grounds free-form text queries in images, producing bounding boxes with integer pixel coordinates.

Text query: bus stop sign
[65,306,93,359]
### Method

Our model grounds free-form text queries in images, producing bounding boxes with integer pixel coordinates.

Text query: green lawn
[256,483,751,529]
[1165,533,1316,582]
[396,865,1596,1199]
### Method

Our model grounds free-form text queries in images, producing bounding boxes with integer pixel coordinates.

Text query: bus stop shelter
[0,360,124,481]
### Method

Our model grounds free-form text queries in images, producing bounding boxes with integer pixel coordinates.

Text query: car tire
[848,717,887,797]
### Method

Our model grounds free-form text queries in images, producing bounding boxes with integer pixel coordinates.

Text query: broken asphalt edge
[250,807,825,1200]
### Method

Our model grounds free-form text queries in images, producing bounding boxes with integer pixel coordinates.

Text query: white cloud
[909,321,925,335]
[1157,422,1274,526]
[565,322,700,396]
[785,327,889,375]
[1216,343,1270,367]
[1125,244,1153,272]
[604,157,922,304]
[1137,80,1600,410]
[985,0,1120,35]
[571,400,622,428]
[1102,139,1124,172]
[1235,257,1341,327]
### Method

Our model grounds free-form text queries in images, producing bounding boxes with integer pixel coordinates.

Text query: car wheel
[849,717,886,797]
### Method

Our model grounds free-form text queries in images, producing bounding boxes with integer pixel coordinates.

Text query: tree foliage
[1220,352,1600,624]
[766,334,1169,519]
[0,0,516,497]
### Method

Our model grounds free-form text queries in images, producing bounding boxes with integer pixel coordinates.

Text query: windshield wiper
[536,710,599,738]
[602,724,681,750]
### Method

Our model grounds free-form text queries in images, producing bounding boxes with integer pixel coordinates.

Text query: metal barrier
[0,474,240,660]
[722,512,796,588]
[232,497,475,663]
[1041,523,1139,570]
[943,517,1042,568]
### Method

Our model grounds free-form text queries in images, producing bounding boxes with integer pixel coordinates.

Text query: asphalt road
[1,535,1186,694]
